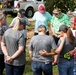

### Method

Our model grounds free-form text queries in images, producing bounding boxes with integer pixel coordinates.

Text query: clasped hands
[5,56,13,63]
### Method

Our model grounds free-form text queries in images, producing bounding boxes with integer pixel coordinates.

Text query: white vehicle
[14,0,45,17]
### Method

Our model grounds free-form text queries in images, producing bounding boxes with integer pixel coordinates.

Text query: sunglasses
[53,13,59,15]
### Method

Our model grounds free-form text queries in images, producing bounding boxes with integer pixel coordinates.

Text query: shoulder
[13,17,18,20]
[34,11,39,15]
[44,35,53,39]
[45,11,51,15]
[62,13,69,18]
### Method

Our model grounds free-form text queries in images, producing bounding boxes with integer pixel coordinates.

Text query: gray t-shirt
[29,35,57,64]
[58,38,76,63]
[10,16,30,38]
[2,28,26,66]
[0,25,8,54]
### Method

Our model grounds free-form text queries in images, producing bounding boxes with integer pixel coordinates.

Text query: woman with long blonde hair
[1,18,26,75]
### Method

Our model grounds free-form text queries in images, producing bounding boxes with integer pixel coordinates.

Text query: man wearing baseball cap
[29,4,52,35]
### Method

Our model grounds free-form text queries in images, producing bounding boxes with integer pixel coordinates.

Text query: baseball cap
[70,17,76,25]
[38,4,45,13]
[20,18,26,26]
[59,25,68,31]
[38,25,46,29]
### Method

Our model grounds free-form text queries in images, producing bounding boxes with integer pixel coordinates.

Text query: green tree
[44,0,76,14]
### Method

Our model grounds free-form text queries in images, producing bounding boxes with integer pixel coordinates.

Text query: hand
[5,56,13,63]
[53,33,61,38]
[53,33,58,38]
[39,50,48,56]
[57,35,62,38]
[39,50,56,56]
[60,37,65,43]
[68,50,74,56]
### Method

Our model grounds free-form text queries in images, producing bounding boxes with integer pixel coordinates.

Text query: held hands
[39,50,57,56]
[68,50,74,56]
[39,50,47,56]
[55,37,65,54]
[5,56,13,63]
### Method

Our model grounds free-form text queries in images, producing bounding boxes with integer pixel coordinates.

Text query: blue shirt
[33,11,52,32]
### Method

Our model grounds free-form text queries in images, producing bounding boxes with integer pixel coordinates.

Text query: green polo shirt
[51,13,70,34]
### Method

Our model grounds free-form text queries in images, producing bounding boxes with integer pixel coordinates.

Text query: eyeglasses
[53,13,59,15]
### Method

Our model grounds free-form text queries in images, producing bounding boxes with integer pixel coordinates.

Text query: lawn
[6,15,59,75]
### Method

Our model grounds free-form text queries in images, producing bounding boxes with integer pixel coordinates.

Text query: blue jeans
[58,59,74,75]
[5,64,25,75]
[74,61,76,75]
[32,61,52,75]
[0,55,5,75]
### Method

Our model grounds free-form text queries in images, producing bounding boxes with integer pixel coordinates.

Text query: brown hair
[67,28,75,44]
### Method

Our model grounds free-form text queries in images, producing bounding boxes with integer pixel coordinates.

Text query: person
[56,25,76,75]
[29,4,52,35]
[1,18,26,75]
[50,8,70,65]
[28,25,57,75]
[40,25,76,75]
[50,8,70,44]
[0,13,8,75]
[1,10,9,30]
[70,16,76,75]
[9,9,30,46]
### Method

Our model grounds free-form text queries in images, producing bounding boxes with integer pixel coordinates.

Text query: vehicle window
[36,0,41,1]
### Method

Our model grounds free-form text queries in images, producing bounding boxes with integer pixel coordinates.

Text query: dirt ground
[26,29,34,47]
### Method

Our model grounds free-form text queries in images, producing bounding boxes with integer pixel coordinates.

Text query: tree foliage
[44,0,76,14]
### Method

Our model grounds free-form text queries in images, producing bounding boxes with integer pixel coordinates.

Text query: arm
[50,24,54,35]
[39,50,56,56]
[1,42,8,56]
[11,46,24,60]
[50,24,60,37]
[0,35,2,45]
[28,18,34,22]
[1,41,24,60]
[29,50,33,62]
[68,47,76,56]
[55,37,65,54]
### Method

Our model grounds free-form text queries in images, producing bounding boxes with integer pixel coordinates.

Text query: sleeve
[50,15,54,26]
[47,12,52,22]
[18,34,25,46]
[32,12,36,21]
[57,39,61,47]
[64,14,70,27]
[25,17,30,25]
[10,18,16,26]
[0,27,4,35]
[50,36,57,50]
[2,34,6,43]
[28,37,34,51]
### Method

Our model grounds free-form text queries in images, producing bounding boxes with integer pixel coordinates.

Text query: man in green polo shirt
[50,8,70,44]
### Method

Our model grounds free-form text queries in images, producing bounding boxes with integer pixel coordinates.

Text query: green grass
[5,15,59,75]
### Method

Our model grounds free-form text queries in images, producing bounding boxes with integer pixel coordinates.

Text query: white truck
[14,0,45,18]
